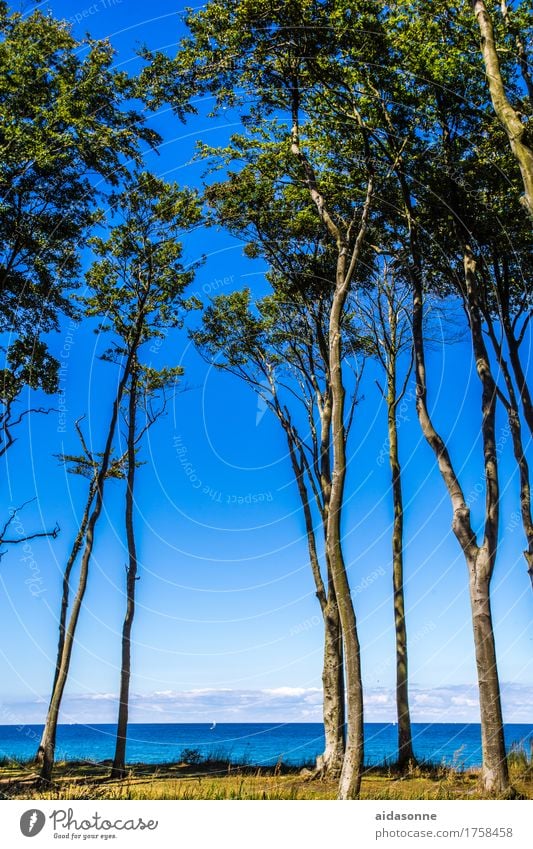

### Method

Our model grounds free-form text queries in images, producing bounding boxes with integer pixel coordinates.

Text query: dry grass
[1,752,531,800]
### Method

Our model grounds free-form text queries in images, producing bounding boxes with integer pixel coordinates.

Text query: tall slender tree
[356,268,416,769]
[336,0,531,792]
[37,173,200,784]
[194,274,365,777]
[0,3,158,547]
[83,177,199,778]
[471,0,533,219]
[112,359,180,779]
[34,421,127,764]
[143,0,389,797]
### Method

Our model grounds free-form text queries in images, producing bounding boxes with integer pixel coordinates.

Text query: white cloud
[3,682,532,725]
[263,687,315,698]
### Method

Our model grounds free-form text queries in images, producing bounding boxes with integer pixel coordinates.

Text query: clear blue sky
[0,0,531,727]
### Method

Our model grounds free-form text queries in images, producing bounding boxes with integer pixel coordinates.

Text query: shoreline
[1,750,532,801]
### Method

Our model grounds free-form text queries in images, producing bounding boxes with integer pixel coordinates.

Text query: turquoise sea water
[0,723,531,767]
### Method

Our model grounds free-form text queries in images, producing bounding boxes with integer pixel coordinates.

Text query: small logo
[20,810,46,837]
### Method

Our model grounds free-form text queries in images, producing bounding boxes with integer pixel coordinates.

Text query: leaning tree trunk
[289,80,372,797]
[319,575,345,778]
[35,479,97,767]
[484,318,533,590]
[472,0,533,220]
[328,261,365,800]
[502,316,533,439]
[468,553,509,793]
[316,395,345,777]
[283,421,345,776]
[327,514,363,799]
[387,372,415,769]
[111,366,139,779]
[464,246,510,793]
[400,180,511,794]
[38,328,142,785]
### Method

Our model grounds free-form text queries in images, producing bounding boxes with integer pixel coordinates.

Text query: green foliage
[0,4,159,450]
[83,171,201,358]
[82,170,201,440]
[0,338,58,403]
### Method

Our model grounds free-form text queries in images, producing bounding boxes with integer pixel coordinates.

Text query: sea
[0,723,531,768]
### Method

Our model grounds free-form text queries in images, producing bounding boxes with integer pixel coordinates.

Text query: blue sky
[0,0,531,727]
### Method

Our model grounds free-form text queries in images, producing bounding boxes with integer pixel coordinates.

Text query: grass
[1,747,532,800]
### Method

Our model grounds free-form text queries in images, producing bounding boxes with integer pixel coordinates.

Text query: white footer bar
[4,799,532,848]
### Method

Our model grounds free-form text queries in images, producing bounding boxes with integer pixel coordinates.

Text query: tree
[356,267,416,769]
[0,2,158,547]
[194,154,373,776]
[83,177,199,778]
[143,0,532,794]
[471,0,533,219]
[393,1,533,599]
[377,1,521,792]
[34,420,127,765]
[143,0,389,799]
[112,361,181,779]
[37,173,200,784]
[193,271,366,777]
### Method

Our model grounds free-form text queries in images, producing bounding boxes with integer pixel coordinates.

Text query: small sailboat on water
[210,721,216,730]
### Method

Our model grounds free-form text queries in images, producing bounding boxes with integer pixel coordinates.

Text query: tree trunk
[500,0,533,108]
[38,329,141,785]
[402,207,510,794]
[472,0,533,219]
[111,366,139,779]
[34,480,96,767]
[484,318,533,590]
[463,248,514,794]
[468,554,510,793]
[327,526,363,799]
[289,80,372,796]
[328,258,364,800]
[283,421,345,776]
[387,377,415,769]
[318,580,345,777]
[502,317,533,439]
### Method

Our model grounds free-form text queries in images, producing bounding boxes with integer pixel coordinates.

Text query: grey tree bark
[358,277,416,769]
[111,363,139,779]
[387,361,415,769]
[483,316,533,590]
[38,320,144,785]
[34,477,96,767]
[327,243,367,800]
[472,0,533,220]
[289,75,373,798]
[282,409,345,777]
[405,220,510,793]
